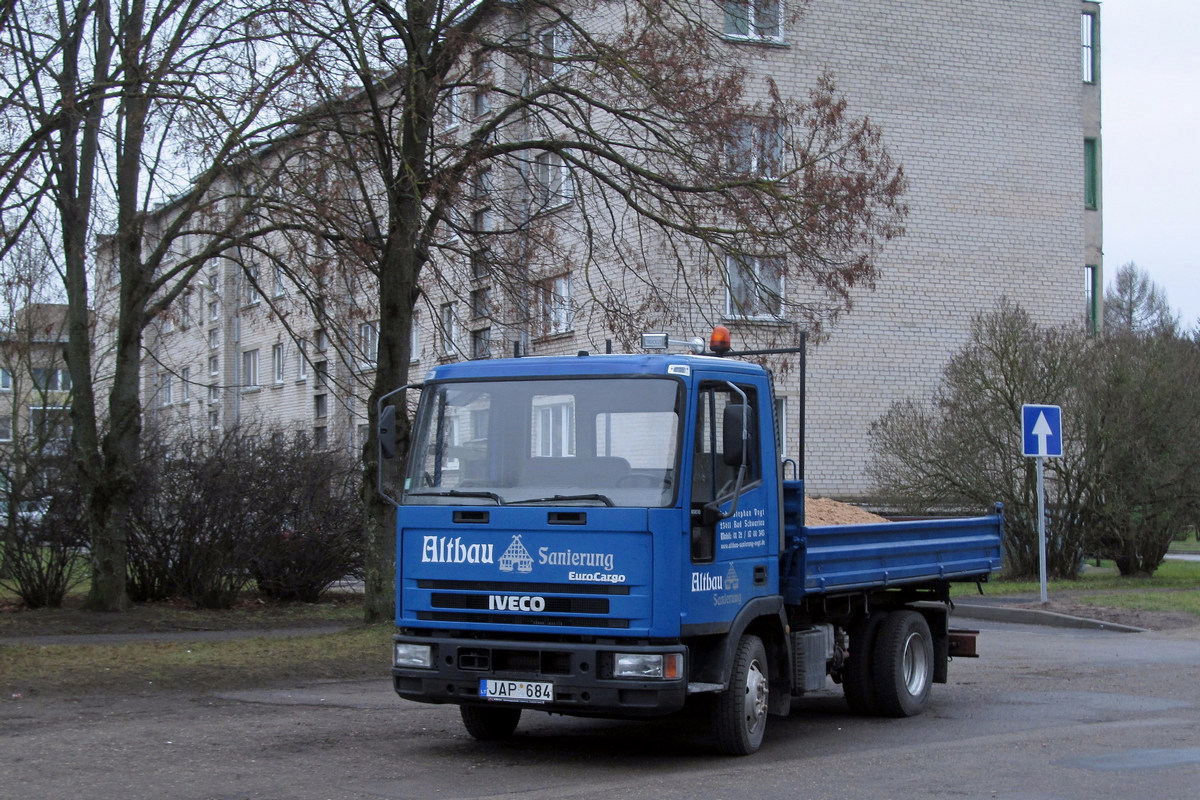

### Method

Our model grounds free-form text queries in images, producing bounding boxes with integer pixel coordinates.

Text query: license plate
[479,679,554,703]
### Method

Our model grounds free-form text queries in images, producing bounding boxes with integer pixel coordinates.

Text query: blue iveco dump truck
[378,328,1002,755]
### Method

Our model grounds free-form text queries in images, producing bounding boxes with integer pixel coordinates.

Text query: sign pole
[1036,455,1048,605]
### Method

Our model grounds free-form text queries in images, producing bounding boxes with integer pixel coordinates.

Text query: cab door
[682,375,776,629]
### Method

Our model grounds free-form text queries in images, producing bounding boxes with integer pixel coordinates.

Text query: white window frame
[726,119,784,178]
[359,321,379,368]
[725,254,784,319]
[0,368,11,391]
[723,0,783,42]
[539,22,574,80]
[538,274,574,336]
[439,302,458,356]
[534,152,574,208]
[181,367,191,402]
[160,373,173,406]
[298,340,308,380]
[242,349,259,390]
[533,397,576,458]
[243,265,261,306]
[272,343,285,384]
[0,415,12,441]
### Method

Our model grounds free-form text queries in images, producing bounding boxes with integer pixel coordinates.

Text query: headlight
[613,652,683,679]
[394,643,433,669]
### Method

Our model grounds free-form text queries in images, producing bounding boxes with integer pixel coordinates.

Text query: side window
[690,382,759,562]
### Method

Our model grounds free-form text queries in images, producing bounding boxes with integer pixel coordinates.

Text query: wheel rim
[901,631,929,697]
[743,658,769,735]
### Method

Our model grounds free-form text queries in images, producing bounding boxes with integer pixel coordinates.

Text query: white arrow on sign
[1031,411,1053,457]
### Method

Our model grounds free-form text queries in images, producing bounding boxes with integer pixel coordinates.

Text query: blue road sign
[1022,404,1062,458]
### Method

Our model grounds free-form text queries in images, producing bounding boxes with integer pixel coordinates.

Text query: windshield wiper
[507,494,615,507]
[406,490,505,505]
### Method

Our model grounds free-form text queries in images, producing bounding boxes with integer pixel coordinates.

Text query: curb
[952,603,1146,633]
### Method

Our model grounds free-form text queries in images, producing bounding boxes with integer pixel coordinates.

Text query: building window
[471,208,492,236]
[471,328,491,360]
[159,373,173,406]
[314,394,328,418]
[208,328,219,349]
[32,368,71,392]
[470,288,491,320]
[411,311,421,363]
[471,248,490,280]
[439,303,459,356]
[208,355,219,377]
[1084,137,1099,210]
[181,367,191,402]
[28,406,71,452]
[536,274,574,336]
[298,340,308,379]
[0,368,11,391]
[314,328,328,352]
[209,384,220,403]
[314,360,329,387]
[209,408,220,429]
[358,321,378,368]
[726,254,784,319]
[469,167,493,201]
[727,119,783,178]
[242,349,259,389]
[243,265,261,306]
[1085,265,1100,335]
[442,85,461,131]
[0,415,11,441]
[539,22,573,80]
[313,425,328,448]
[1082,11,1098,84]
[272,343,285,384]
[208,299,219,322]
[723,0,782,42]
[533,152,573,208]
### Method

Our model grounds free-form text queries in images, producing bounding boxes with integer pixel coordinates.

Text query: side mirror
[378,404,396,460]
[722,403,752,467]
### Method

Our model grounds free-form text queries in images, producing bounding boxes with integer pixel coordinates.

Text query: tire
[459,704,522,741]
[712,634,770,755]
[872,610,934,718]
[842,614,882,715]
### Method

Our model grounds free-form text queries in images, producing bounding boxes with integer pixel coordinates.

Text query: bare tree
[1,0,305,609]
[1104,261,1177,335]
[250,0,909,619]
[870,300,1092,578]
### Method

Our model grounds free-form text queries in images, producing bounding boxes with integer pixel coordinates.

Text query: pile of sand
[804,497,889,526]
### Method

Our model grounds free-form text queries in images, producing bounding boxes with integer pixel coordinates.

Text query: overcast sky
[1101,0,1200,328]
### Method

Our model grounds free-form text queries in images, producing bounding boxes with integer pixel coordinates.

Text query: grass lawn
[1169,530,1200,554]
[952,557,1200,598]
[1,622,394,696]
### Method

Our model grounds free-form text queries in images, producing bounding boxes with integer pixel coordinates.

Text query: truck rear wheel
[460,704,521,741]
[713,634,769,755]
[872,610,934,717]
[842,614,882,715]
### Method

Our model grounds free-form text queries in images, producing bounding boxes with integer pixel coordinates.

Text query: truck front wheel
[713,634,769,755]
[872,610,934,717]
[460,704,521,741]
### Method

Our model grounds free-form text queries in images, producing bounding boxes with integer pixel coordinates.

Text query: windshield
[403,377,682,507]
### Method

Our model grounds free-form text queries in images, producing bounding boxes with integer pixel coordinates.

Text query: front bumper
[391,634,688,718]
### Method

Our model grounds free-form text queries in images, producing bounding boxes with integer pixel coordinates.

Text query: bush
[126,424,362,607]
[870,300,1091,578]
[0,490,88,609]
[249,441,363,603]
